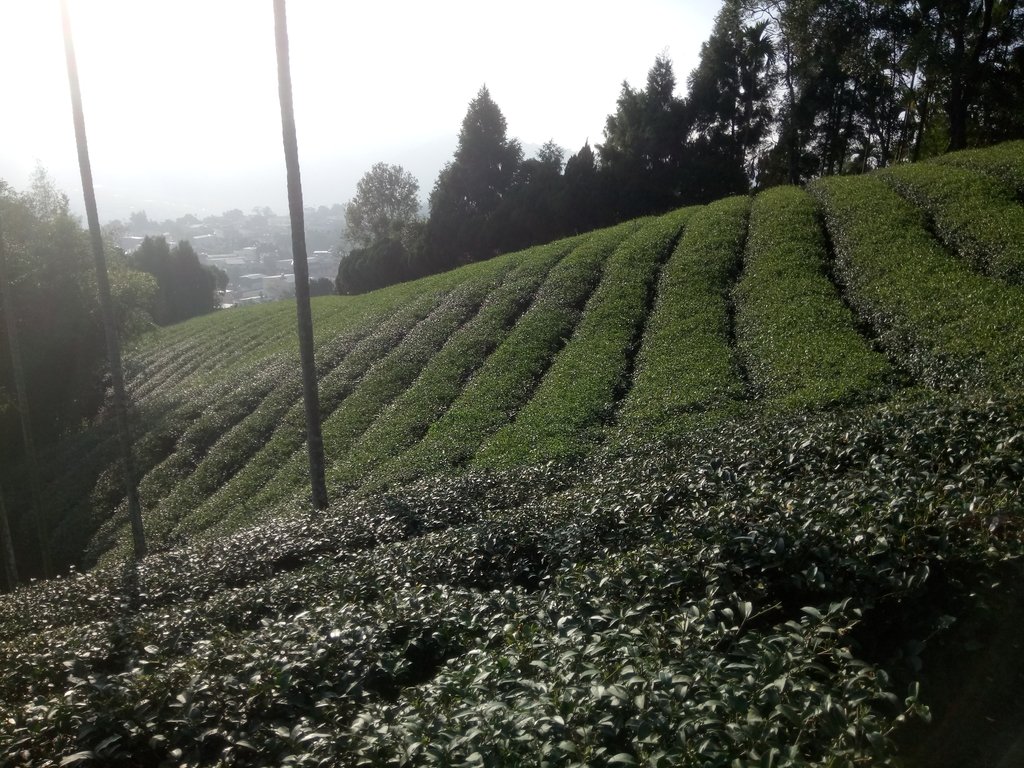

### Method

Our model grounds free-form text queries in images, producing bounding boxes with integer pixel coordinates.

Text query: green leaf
[60,753,95,767]
[608,754,637,765]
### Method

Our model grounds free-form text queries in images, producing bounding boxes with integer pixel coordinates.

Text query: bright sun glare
[0,0,719,219]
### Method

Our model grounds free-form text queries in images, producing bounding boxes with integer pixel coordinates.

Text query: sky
[0,0,721,222]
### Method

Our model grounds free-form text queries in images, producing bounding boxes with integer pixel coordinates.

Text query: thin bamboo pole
[273,0,329,509]
[60,0,146,559]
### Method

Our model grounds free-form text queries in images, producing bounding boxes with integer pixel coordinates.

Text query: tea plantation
[1,143,1022,766]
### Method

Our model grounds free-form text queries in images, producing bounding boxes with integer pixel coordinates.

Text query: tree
[562,142,606,232]
[915,0,1024,150]
[308,277,335,297]
[689,0,777,183]
[345,162,421,248]
[599,55,696,217]
[426,86,523,266]
[0,208,42,581]
[1,172,156,575]
[128,210,150,231]
[131,237,218,325]
[491,140,568,251]
[336,238,413,294]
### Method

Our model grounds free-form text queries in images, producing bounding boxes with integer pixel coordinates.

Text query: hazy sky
[0,0,721,222]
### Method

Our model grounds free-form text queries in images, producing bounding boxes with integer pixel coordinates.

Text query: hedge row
[734,186,892,410]
[52,304,315,557]
[126,304,299,403]
[239,259,516,517]
[619,196,751,436]
[328,239,576,491]
[879,163,1024,283]
[161,262,504,543]
[475,209,694,467]
[381,221,640,483]
[809,174,1024,391]
[88,288,447,562]
[933,139,1024,198]
[162,290,453,546]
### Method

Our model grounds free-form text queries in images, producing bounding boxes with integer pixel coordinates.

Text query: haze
[0,0,718,221]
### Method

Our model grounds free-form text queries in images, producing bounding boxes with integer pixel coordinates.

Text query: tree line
[336,0,1024,293]
[0,172,229,581]
[1,0,328,585]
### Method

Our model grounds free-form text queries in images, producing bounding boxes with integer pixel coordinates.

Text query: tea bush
[879,163,1024,283]
[620,196,750,435]
[382,221,639,483]
[1,392,1020,766]
[810,175,1024,391]
[735,186,892,409]
[166,290,450,543]
[476,209,694,467]
[933,139,1024,198]
[329,239,576,491]
[264,271,508,506]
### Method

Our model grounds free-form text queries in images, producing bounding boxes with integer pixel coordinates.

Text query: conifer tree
[427,86,522,265]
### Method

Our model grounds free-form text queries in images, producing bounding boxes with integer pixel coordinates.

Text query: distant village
[111,204,347,306]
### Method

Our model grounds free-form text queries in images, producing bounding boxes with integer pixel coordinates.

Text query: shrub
[476,208,695,467]
[810,175,1024,391]
[166,288,453,544]
[933,139,1024,199]
[619,195,751,435]
[2,391,1021,766]
[241,259,514,516]
[329,239,577,491]
[381,221,641,482]
[879,162,1024,283]
[734,186,892,410]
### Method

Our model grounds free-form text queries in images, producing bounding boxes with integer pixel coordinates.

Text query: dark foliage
[0,392,1020,765]
[130,237,218,326]
[336,238,414,295]
[0,174,154,577]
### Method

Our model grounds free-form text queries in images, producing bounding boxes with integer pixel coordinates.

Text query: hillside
[1,143,1023,766]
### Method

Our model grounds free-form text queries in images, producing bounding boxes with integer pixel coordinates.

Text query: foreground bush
[1,392,1021,766]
